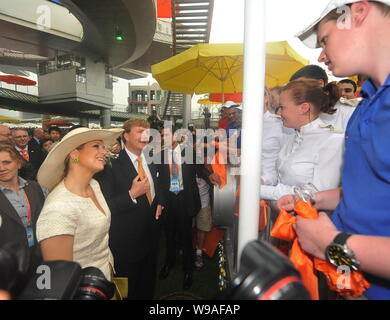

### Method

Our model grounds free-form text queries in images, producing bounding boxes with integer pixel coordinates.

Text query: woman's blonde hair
[0,143,25,165]
[52,144,85,190]
[123,118,150,133]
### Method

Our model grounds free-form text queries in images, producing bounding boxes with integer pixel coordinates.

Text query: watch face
[326,244,359,271]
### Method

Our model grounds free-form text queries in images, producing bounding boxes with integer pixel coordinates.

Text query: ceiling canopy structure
[0,0,165,78]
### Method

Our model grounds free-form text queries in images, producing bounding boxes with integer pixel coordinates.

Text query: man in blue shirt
[226,105,242,149]
[277,0,390,300]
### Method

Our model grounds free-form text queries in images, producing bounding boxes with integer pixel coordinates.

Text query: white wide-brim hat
[296,0,390,48]
[37,127,123,190]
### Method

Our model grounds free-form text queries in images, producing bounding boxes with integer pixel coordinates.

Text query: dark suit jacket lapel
[117,150,137,179]
[0,190,24,227]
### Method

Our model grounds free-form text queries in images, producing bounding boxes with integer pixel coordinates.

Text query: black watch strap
[333,232,352,246]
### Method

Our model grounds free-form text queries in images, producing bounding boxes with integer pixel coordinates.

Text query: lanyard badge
[169,151,181,193]
[23,191,35,248]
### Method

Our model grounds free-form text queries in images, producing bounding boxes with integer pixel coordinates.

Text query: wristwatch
[325,232,360,271]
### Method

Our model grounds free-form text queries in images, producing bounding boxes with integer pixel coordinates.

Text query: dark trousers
[114,248,158,300]
[164,191,193,273]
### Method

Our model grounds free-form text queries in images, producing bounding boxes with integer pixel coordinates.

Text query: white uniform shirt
[261,111,283,186]
[320,100,357,133]
[260,118,344,201]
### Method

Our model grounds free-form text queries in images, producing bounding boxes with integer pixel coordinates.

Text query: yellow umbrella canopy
[151,41,309,95]
[0,115,21,123]
[197,98,221,105]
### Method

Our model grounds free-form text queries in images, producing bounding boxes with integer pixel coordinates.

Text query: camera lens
[75,267,115,300]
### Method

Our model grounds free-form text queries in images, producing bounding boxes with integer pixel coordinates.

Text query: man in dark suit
[157,126,220,290]
[95,118,165,300]
[11,128,43,180]
[28,128,45,153]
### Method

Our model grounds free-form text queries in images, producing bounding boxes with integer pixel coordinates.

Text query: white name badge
[26,227,34,247]
[170,178,180,193]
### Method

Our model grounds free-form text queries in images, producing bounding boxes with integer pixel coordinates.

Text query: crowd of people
[0,0,390,301]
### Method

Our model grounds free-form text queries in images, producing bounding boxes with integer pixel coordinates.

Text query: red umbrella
[43,120,74,127]
[210,92,243,104]
[0,75,36,86]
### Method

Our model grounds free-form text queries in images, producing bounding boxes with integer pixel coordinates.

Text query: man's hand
[129,175,149,199]
[276,194,296,211]
[155,204,164,220]
[209,172,222,186]
[295,212,339,260]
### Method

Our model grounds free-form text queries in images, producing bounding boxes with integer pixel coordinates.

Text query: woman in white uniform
[260,79,344,201]
[36,127,123,280]
[261,87,283,186]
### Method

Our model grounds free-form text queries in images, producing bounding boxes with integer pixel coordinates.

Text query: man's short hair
[123,118,150,133]
[11,127,28,135]
[48,126,62,134]
[338,79,358,92]
[290,65,328,84]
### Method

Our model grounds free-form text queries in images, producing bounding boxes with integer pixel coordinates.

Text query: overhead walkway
[0,88,143,123]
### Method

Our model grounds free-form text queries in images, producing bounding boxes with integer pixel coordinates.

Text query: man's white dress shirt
[125,148,155,202]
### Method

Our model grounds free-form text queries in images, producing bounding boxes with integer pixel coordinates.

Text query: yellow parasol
[0,116,21,123]
[151,41,308,100]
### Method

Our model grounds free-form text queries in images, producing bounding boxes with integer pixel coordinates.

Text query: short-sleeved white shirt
[37,179,113,280]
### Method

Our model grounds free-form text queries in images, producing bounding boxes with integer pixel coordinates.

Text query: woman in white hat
[36,127,123,280]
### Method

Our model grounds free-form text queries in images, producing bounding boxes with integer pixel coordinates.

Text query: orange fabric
[211,150,227,189]
[270,200,370,299]
[200,227,225,257]
[259,200,268,231]
[192,227,225,257]
[270,208,296,242]
[156,0,172,18]
[313,259,369,297]
[290,239,319,300]
[210,92,243,103]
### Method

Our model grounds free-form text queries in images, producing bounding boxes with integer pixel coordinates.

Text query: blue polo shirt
[227,121,241,149]
[332,74,390,300]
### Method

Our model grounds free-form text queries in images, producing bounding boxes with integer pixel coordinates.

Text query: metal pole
[100,109,111,128]
[237,0,266,267]
[182,94,192,129]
